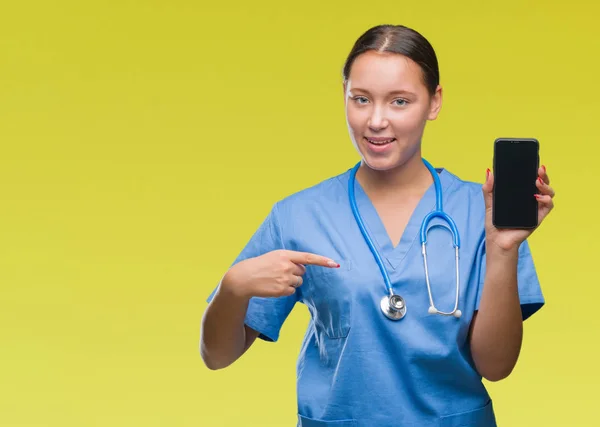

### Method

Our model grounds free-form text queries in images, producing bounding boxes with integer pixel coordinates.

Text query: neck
[356,155,434,200]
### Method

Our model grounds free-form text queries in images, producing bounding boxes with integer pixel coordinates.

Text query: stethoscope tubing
[348,158,462,318]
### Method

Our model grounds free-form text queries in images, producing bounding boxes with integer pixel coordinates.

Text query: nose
[367,106,389,131]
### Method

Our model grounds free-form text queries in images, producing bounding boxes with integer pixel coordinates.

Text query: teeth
[367,138,395,145]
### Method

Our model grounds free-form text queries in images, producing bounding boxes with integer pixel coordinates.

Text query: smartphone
[492,138,540,229]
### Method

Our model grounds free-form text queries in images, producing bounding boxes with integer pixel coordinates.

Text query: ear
[427,85,443,120]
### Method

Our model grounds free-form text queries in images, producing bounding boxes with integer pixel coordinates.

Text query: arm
[472,165,555,381]
[200,280,261,371]
[200,249,338,370]
[200,206,288,370]
[469,244,522,382]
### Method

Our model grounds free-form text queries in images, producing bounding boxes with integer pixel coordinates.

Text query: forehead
[347,51,425,93]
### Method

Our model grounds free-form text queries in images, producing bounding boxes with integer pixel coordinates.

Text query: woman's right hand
[220,250,340,299]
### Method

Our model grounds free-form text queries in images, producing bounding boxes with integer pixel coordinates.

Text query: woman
[200,24,555,426]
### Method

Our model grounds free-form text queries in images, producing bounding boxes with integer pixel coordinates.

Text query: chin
[358,143,422,173]
[360,155,403,172]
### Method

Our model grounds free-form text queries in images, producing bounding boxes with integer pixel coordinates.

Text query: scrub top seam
[271,202,287,250]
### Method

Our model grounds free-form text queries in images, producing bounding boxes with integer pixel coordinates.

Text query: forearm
[200,281,251,370]
[470,242,523,381]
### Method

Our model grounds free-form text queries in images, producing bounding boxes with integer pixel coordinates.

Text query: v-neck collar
[341,166,456,271]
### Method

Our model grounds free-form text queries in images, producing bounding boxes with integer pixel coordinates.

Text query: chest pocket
[302,260,353,339]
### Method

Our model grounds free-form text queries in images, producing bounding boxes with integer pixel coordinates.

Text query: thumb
[482,168,494,210]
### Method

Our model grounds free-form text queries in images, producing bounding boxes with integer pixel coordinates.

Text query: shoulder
[442,168,486,207]
[271,168,352,218]
[440,168,487,238]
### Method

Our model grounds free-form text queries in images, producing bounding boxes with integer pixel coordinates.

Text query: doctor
[201,24,555,426]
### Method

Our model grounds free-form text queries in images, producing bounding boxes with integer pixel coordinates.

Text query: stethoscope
[348,158,463,320]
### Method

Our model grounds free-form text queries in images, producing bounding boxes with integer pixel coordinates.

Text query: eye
[353,96,369,104]
[393,98,408,106]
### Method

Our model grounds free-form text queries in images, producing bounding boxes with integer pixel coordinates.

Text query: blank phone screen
[493,139,539,228]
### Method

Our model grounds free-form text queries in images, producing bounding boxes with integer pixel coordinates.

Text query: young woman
[201,24,555,427]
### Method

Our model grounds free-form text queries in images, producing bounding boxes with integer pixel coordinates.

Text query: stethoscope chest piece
[380,294,407,320]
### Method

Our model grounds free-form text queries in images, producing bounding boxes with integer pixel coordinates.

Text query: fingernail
[327,260,337,267]
[486,168,490,179]
[542,165,546,172]
[537,177,544,185]
[534,194,542,199]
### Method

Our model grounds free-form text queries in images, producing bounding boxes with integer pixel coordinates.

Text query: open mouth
[364,137,396,146]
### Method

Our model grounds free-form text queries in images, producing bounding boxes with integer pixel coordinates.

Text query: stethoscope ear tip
[454,310,462,318]
[428,306,437,314]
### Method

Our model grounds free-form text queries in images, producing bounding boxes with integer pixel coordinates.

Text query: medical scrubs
[206,166,544,427]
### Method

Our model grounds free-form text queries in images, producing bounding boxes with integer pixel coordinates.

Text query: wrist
[486,238,520,259]
[219,270,253,301]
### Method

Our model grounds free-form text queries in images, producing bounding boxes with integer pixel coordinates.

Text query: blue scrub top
[206,166,544,427]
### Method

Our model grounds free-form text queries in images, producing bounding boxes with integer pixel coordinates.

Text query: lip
[364,136,395,153]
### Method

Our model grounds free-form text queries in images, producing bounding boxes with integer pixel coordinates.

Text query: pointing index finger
[286,250,340,268]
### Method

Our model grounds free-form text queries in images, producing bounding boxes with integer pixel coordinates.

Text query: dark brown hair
[342,25,440,96]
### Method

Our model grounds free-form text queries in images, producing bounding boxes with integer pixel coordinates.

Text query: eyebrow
[351,88,417,97]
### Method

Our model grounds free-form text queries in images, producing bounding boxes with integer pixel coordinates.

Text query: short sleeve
[475,239,545,320]
[205,203,298,342]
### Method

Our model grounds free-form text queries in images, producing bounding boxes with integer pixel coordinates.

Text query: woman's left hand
[482,165,555,252]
